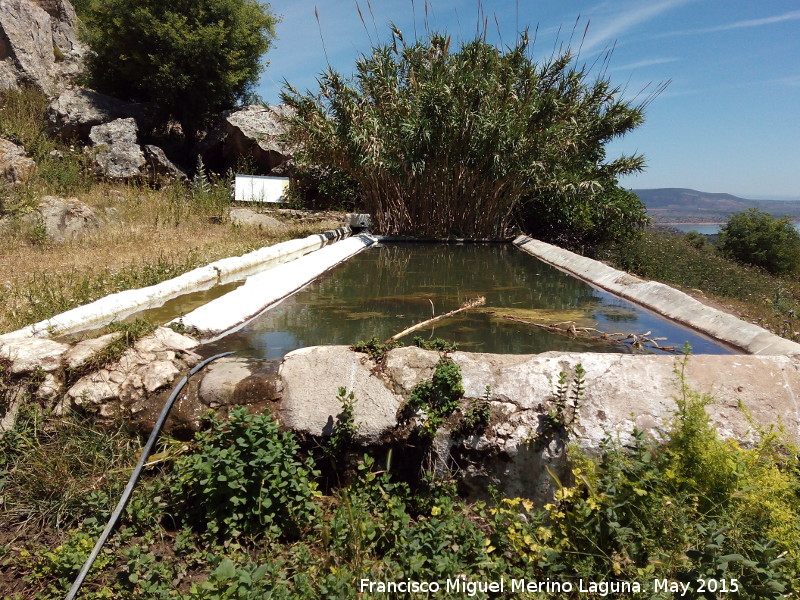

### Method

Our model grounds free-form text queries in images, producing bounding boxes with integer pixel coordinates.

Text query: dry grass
[0,181,343,333]
[0,86,344,334]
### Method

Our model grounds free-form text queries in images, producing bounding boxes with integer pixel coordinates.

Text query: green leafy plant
[405,357,464,437]
[324,387,358,458]
[168,408,320,539]
[531,363,585,445]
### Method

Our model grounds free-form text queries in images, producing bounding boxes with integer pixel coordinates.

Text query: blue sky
[255,1,800,200]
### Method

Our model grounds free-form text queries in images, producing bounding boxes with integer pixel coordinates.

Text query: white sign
[233,175,289,203]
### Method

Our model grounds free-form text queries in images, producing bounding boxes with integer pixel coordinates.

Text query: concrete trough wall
[0,227,350,342]
[174,234,376,339]
[514,235,800,356]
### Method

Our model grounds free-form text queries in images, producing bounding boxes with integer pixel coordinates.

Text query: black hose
[65,351,235,600]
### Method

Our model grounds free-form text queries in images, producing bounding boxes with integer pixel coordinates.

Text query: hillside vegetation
[0,87,340,335]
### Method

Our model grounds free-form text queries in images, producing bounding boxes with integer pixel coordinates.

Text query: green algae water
[202,243,734,359]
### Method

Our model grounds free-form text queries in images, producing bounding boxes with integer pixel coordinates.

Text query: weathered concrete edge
[174,234,376,339]
[513,235,800,356]
[0,226,351,342]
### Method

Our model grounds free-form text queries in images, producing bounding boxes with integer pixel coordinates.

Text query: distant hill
[633,188,800,224]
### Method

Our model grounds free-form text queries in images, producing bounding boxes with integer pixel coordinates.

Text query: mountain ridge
[632,188,800,223]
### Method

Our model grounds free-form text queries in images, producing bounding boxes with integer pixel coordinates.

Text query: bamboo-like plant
[282,27,652,239]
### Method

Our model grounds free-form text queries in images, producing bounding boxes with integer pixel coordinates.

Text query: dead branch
[491,313,678,352]
[388,296,486,342]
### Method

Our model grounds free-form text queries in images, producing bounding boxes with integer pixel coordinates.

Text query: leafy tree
[283,28,649,240]
[80,0,278,144]
[718,208,800,275]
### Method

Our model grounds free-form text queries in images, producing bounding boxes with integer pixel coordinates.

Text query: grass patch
[0,406,141,534]
[0,182,342,334]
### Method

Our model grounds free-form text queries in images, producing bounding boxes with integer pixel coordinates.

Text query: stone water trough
[2,231,799,502]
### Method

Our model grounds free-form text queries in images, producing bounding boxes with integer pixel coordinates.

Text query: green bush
[718,208,800,275]
[283,29,646,239]
[81,0,278,143]
[168,408,320,539]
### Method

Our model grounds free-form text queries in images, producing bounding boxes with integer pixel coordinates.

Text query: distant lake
[672,223,800,235]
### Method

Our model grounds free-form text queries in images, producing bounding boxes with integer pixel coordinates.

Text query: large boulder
[199,104,295,173]
[0,0,85,95]
[28,196,99,243]
[229,208,283,230]
[88,118,146,180]
[143,144,187,183]
[48,88,147,141]
[0,138,36,185]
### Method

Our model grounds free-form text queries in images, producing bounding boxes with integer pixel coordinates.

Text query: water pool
[200,243,734,359]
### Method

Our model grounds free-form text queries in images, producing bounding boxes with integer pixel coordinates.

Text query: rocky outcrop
[61,327,201,418]
[88,118,146,180]
[229,208,283,230]
[0,138,36,185]
[47,88,148,142]
[0,0,85,95]
[199,104,294,173]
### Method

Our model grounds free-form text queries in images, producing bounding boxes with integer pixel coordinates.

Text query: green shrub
[81,0,278,143]
[168,408,320,538]
[283,29,646,238]
[718,208,800,275]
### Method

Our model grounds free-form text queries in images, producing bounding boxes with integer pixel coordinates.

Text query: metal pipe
[65,351,235,600]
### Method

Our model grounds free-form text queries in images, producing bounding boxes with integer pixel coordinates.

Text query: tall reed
[283,28,650,239]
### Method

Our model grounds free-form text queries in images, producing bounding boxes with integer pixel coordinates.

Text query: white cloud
[609,57,679,71]
[580,0,692,53]
[656,9,800,37]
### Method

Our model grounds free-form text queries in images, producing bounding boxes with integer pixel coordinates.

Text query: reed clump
[284,28,650,240]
